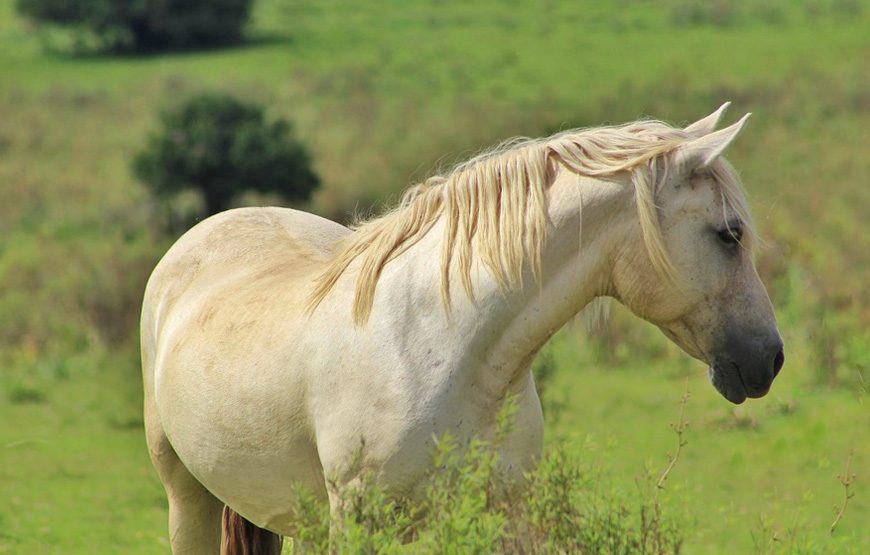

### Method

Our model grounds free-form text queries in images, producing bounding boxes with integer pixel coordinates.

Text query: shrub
[16,0,252,53]
[288,401,684,553]
[287,441,684,553]
[133,93,319,219]
[669,0,737,28]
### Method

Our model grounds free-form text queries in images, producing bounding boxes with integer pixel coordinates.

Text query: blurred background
[0,0,866,552]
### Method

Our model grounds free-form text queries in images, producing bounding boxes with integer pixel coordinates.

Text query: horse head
[611,107,784,404]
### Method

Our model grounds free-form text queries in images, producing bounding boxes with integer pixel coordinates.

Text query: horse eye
[717,227,742,246]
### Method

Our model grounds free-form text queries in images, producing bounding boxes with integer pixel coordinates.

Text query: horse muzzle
[708,335,784,405]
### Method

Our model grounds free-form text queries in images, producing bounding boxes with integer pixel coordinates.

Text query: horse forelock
[307,119,753,324]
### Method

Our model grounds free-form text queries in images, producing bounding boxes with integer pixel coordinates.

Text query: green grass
[1,336,865,553]
[543,320,868,553]
[0,352,168,553]
[1,0,868,552]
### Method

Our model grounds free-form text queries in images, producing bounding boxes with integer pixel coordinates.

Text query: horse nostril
[772,349,785,378]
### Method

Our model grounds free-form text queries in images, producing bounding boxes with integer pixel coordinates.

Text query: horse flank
[307,119,754,324]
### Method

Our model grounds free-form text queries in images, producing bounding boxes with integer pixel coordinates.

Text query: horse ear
[677,113,751,169]
[683,102,731,137]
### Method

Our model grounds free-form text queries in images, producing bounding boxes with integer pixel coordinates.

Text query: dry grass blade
[829,448,856,534]
[657,378,690,490]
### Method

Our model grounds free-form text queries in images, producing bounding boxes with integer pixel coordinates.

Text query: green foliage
[133,93,319,217]
[519,449,682,554]
[667,0,864,27]
[331,485,414,553]
[287,441,683,553]
[286,485,330,553]
[286,402,683,553]
[0,228,159,357]
[16,0,253,53]
[416,435,509,552]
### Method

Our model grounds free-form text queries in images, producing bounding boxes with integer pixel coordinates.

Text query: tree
[133,93,319,218]
[16,0,252,53]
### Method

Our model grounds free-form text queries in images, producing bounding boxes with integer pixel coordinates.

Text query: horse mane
[308,119,753,324]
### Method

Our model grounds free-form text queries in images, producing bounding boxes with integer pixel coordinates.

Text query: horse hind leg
[145,398,283,554]
[145,399,223,553]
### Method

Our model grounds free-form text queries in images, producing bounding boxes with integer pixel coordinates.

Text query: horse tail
[222,505,283,555]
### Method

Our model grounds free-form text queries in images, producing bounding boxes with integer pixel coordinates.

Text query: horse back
[141,207,348,354]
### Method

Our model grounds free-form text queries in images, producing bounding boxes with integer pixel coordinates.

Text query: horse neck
[471,170,633,394]
[386,166,635,400]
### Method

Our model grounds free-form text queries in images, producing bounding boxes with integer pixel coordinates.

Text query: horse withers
[141,103,783,552]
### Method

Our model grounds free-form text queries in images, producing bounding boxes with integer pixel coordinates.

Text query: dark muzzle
[710,331,784,404]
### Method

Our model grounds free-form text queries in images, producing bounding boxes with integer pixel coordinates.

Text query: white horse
[141,103,783,553]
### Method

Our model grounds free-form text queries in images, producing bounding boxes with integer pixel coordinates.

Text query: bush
[16,0,252,53]
[288,401,684,553]
[133,93,319,219]
[288,441,684,554]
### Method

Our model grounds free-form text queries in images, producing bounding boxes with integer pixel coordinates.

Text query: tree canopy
[134,93,319,218]
[17,0,253,53]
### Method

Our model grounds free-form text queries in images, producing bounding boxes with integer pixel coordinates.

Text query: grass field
[1,0,867,552]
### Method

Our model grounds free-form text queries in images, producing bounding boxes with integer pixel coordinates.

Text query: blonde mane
[308,120,753,324]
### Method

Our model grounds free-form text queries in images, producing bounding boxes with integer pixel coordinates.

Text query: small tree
[134,93,319,218]
[16,0,252,53]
